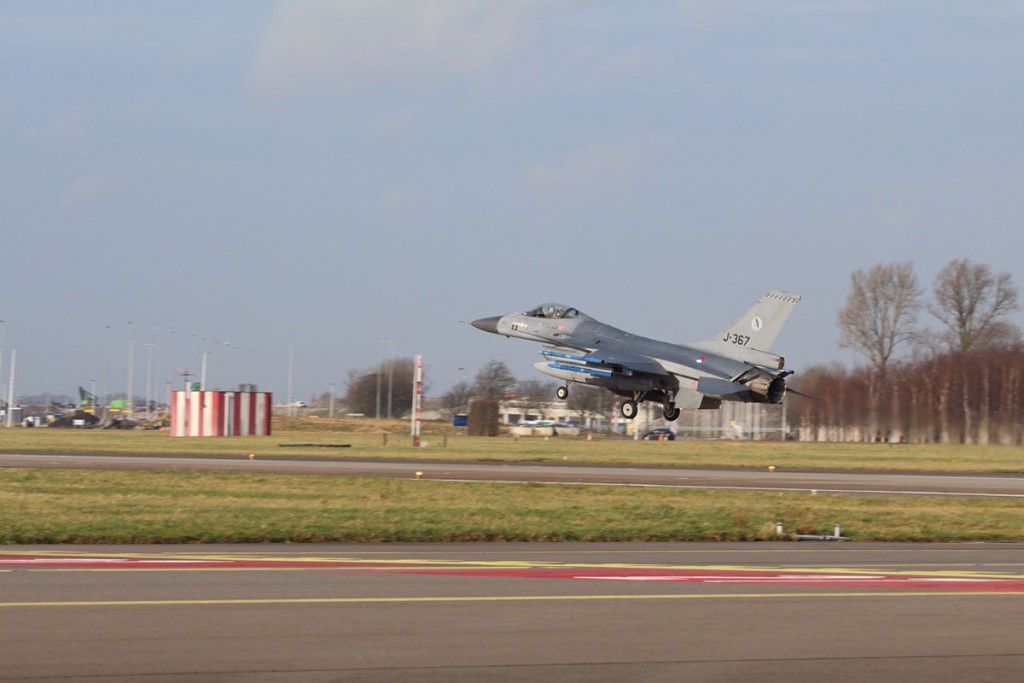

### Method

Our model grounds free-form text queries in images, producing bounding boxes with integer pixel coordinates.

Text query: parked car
[642,428,675,441]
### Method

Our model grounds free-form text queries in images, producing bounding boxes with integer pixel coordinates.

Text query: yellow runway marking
[1,591,1022,609]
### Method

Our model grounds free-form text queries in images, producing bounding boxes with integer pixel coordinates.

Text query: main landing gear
[621,400,638,419]
[619,392,680,422]
[556,385,569,400]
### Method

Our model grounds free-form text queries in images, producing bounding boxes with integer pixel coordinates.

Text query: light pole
[168,330,176,390]
[5,348,15,428]
[381,339,395,419]
[0,320,5,415]
[102,325,110,420]
[375,344,382,420]
[387,357,394,419]
[151,327,162,408]
[144,343,156,419]
[329,382,336,418]
[286,344,294,417]
[126,321,135,419]
[200,348,209,391]
[220,341,231,388]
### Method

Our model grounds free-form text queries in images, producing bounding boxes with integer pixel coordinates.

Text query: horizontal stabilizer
[697,377,749,399]
[786,386,819,401]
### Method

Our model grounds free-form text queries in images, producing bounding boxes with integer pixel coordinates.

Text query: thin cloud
[252,0,542,93]
[371,106,422,137]
[526,136,674,197]
[781,1,879,15]
[51,105,92,145]
[59,174,118,211]
[672,0,879,27]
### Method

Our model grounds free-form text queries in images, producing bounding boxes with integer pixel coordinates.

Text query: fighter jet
[471,291,802,421]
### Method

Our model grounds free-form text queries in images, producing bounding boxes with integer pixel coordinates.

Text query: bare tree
[440,381,474,418]
[930,258,1021,352]
[929,259,1020,443]
[838,262,923,376]
[345,358,418,417]
[472,360,517,401]
[517,378,557,421]
[566,384,607,427]
[773,344,1024,445]
[837,262,922,439]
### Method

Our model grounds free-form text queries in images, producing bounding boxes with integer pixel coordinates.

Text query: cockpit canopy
[523,303,589,320]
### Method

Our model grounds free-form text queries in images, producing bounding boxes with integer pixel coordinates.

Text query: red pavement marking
[395,567,1024,592]
[4,555,1024,592]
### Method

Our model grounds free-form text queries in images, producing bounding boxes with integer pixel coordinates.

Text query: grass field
[2,468,1023,544]
[2,417,1024,472]
[2,419,1023,543]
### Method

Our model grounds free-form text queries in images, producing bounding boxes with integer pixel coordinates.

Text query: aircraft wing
[541,348,670,377]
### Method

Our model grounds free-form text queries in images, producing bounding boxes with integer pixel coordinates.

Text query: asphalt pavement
[2,451,1023,497]
[2,543,1024,681]
[3,454,1024,680]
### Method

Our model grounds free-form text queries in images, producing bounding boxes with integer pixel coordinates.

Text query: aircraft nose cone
[471,316,501,334]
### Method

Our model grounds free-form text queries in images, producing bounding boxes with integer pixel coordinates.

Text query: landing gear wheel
[621,400,638,420]
[663,406,680,422]
[556,385,569,401]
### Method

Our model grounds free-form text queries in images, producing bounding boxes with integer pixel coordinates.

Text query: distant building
[496,398,609,430]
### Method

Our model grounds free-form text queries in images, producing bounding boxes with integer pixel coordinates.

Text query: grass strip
[1,468,1022,543]
[3,426,1024,472]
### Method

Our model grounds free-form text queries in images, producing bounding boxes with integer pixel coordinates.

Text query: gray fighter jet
[471,291,802,421]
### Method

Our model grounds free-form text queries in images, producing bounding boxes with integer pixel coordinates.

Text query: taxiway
[2,452,1023,497]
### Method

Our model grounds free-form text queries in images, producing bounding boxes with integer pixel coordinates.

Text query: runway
[2,451,1024,497]
[2,543,1024,681]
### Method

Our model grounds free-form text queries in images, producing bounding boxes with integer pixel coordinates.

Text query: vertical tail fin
[693,290,801,368]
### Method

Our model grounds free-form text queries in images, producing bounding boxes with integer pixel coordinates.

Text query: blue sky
[2,1,1023,403]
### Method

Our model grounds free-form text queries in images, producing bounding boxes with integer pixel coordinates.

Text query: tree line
[438,360,609,424]
[342,258,1021,444]
[343,357,610,424]
[790,259,1022,444]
